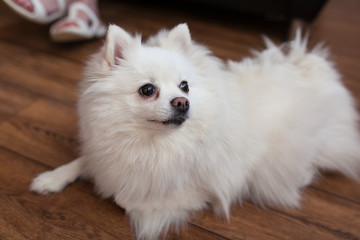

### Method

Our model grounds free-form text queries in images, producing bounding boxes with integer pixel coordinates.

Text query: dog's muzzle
[163,97,190,126]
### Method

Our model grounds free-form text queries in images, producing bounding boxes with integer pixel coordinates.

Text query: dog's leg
[30,157,84,194]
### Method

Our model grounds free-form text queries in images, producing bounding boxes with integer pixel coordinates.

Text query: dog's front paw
[30,170,67,195]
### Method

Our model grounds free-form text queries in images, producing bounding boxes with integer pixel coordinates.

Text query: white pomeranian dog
[31,23,360,239]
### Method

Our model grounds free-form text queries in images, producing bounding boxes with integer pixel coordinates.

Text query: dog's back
[225,31,360,207]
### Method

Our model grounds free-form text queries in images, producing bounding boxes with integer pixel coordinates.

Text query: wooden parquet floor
[0,0,359,239]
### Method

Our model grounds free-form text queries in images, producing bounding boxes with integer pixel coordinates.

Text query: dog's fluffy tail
[228,28,330,75]
[261,28,329,62]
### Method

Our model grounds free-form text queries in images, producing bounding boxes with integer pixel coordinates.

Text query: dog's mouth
[162,117,187,126]
[148,116,188,127]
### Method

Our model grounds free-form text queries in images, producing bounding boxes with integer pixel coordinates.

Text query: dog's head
[84,24,201,132]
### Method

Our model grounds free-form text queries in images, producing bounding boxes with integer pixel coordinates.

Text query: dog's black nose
[171,97,190,112]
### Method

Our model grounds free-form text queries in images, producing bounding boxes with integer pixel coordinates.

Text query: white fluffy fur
[30,24,360,240]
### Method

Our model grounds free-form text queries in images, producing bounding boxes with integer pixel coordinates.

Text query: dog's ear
[103,24,139,66]
[167,23,192,52]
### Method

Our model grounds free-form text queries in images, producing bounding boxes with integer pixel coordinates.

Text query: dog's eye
[179,81,189,93]
[139,84,156,97]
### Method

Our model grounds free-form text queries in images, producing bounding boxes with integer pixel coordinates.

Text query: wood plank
[191,182,360,240]
[0,120,76,167]
[0,148,133,240]
[0,40,85,105]
[16,98,77,138]
[312,173,360,204]
[0,41,83,84]
[190,198,358,240]
[0,56,77,106]
[0,98,78,168]
[271,188,360,239]
[0,82,35,123]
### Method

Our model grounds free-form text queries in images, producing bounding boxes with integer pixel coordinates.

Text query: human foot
[50,1,106,42]
[53,6,92,29]
[13,0,62,15]
[3,0,68,24]
[51,0,98,30]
